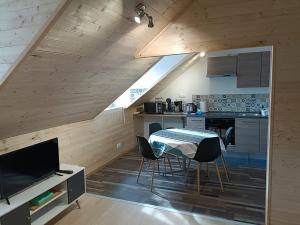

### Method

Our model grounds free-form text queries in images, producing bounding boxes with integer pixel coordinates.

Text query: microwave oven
[144,102,164,114]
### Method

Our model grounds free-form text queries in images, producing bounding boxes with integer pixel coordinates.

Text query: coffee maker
[174,101,183,112]
[166,98,172,112]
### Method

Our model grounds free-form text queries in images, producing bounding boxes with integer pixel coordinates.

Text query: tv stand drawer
[67,170,85,204]
[0,203,30,225]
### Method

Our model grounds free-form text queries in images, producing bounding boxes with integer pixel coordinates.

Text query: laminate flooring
[87,151,266,225]
[50,194,251,225]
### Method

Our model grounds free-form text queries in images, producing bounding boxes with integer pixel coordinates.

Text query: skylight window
[106,54,190,110]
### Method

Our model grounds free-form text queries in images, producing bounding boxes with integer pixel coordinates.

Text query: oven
[205,118,235,144]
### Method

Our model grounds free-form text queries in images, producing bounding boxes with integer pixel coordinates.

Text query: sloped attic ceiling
[0,0,192,139]
[0,0,63,84]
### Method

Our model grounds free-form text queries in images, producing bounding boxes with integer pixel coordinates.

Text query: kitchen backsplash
[192,94,269,112]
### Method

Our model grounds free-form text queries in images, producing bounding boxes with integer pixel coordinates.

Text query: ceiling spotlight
[134,16,141,24]
[134,3,154,28]
[200,51,206,57]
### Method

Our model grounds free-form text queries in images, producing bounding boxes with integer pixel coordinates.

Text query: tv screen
[0,138,60,200]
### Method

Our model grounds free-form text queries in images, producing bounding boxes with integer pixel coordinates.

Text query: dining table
[148,128,225,171]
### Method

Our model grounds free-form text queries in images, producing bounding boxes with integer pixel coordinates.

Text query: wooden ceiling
[0,0,192,139]
[137,0,300,57]
[0,0,63,84]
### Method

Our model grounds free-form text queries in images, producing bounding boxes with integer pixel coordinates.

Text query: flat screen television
[0,138,60,200]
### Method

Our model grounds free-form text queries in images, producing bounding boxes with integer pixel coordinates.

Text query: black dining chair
[149,125,182,168]
[149,123,162,136]
[186,137,224,193]
[220,127,234,182]
[136,136,173,191]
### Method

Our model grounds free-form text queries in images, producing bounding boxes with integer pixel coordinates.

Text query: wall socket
[116,142,123,150]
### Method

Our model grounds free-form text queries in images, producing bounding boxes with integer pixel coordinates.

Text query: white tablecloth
[149,128,225,159]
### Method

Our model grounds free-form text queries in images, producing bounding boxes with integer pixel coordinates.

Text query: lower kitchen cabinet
[235,118,269,153]
[259,119,269,152]
[235,118,260,152]
[186,117,205,129]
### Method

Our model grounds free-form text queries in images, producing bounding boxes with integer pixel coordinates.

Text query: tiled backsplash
[192,94,269,112]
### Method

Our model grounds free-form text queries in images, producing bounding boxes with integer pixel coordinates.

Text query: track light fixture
[134,3,154,28]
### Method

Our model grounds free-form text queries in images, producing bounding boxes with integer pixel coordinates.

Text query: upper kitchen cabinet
[207,56,237,77]
[237,52,261,87]
[237,51,271,88]
[261,51,271,87]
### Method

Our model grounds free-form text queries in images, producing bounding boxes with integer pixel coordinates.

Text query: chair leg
[197,162,201,194]
[151,160,156,192]
[206,162,209,178]
[137,157,144,183]
[157,160,160,175]
[221,153,230,182]
[166,156,173,176]
[215,161,224,192]
[147,159,151,170]
[163,157,167,176]
[185,158,192,185]
[177,156,182,168]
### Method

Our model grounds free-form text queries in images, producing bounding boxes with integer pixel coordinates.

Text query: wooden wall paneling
[0,107,136,175]
[135,1,300,224]
[0,0,192,139]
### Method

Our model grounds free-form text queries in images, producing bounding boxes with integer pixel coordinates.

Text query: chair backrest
[193,137,221,162]
[224,127,234,149]
[149,123,162,136]
[136,136,158,160]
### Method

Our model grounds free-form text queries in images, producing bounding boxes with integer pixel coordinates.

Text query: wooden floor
[49,194,251,225]
[86,151,266,225]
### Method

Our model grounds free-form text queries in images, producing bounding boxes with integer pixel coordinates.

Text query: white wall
[153,47,271,103]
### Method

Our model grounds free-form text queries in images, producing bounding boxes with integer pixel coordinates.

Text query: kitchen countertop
[135,112,268,119]
[134,112,187,118]
[189,112,268,119]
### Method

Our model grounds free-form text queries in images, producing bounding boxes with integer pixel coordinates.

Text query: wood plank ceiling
[0,0,192,139]
[0,0,63,84]
[135,1,300,225]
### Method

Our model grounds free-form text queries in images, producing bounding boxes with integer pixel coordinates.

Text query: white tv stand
[0,164,85,225]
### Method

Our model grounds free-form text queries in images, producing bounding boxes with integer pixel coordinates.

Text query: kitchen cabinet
[237,52,262,87]
[207,56,237,77]
[261,51,271,87]
[186,117,205,129]
[235,118,260,152]
[235,118,269,153]
[237,51,271,88]
[259,119,269,152]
